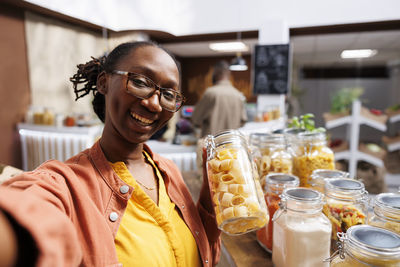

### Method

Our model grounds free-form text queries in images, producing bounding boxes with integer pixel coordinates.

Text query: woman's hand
[0,211,17,267]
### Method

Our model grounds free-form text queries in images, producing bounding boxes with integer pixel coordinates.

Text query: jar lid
[297,131,326,141]
[311,169,349,179]
[347,225,400,254]
[282,128,305,135]
[266,173,299,186]
[283,187,322,202]
[325,178,365,191]
[374,193,400,214]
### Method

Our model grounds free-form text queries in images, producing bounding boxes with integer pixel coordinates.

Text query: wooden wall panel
[0,4,31,168]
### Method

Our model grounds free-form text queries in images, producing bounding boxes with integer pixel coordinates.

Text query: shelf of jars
[323,100,388,177]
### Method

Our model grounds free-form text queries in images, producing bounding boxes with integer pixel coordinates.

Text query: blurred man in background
[192,60,247,138]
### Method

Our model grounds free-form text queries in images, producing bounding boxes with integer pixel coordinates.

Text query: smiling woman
[0,41,221,266]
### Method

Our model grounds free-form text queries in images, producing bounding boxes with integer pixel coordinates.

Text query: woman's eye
[131,78,148,88]
[163,90,176,101]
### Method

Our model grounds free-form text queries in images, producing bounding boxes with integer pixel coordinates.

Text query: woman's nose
[141,92,163,112]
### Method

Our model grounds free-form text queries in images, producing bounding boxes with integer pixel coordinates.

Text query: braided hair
[70,41,180,122]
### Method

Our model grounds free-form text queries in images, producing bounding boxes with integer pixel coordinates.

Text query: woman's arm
[197,147,221,266]
[0,211,17,267]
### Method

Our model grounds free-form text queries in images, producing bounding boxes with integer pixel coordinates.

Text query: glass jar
[310,169,350,193]
[368,193,400,235]
[272,188,332,267]
[292,131,335,187]
[250,133,293,184]
[323,178,368,251]
[329,225,400,266]
[256,173,299,253]
[205,130,269,235]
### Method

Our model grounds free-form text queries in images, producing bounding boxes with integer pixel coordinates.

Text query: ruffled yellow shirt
[110,151,201,267]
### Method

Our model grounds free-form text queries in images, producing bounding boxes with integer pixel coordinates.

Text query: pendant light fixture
[229,32,248,71]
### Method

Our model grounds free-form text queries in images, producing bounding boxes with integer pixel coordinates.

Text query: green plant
[288,113,325,132]
[330,87,364,114]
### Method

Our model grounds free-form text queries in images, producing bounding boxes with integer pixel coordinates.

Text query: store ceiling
[162,30,400,67]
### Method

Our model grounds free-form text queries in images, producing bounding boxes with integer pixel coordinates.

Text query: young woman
[0,41,220,266]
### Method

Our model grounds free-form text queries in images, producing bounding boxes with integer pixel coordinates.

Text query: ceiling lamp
[209,41,248,52]
[229,53,248,71]
[341,49,378,59]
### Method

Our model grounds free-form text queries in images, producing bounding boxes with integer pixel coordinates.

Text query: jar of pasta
[256,173,299,253]
[368,193,400,235]
[272,188,332,267]
[250,133,293,184]
[310,169,350,193]
[205,130,269,235]
[329,225,400,266]
[292,131,335,187]
[323,178,368,251]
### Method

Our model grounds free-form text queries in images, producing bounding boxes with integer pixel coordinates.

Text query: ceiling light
[229,55,248,71]
[209,41,248,52]
[340,49,378,59]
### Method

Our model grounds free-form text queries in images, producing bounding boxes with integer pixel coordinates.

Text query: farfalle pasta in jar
[205,130,269,235]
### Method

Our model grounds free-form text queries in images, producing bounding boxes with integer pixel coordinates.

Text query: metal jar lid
[374,193,400,218]
[325,178,365,192]
[284,187,322,201]
[266,173,300,186]
[311,169,349,179]
[346,225,400,254]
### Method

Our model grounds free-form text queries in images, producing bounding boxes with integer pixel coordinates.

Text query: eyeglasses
[111,70,185,112]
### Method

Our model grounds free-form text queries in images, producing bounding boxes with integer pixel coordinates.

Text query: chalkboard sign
[253,44,290,95]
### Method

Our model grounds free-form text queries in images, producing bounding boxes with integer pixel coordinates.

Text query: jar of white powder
[272,187,332,267]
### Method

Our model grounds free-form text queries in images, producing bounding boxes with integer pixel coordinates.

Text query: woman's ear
[97,71,108,95]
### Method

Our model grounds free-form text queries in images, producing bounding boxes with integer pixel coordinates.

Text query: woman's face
[102,45,180,144]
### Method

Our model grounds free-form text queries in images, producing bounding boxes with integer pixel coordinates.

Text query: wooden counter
[220,231,273,267]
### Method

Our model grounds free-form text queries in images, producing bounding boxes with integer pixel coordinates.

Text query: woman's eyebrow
[130,66,179,89]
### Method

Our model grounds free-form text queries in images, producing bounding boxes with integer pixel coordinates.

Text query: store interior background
[1,0,400,191]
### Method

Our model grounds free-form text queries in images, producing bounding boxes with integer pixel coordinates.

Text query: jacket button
[205,259,209,264]
[195,231,199,235]
[109,212,119,222]
[119,185,129,194]
[181,205,185,209]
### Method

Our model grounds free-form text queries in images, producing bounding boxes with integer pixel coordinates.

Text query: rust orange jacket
[0,141,220,266]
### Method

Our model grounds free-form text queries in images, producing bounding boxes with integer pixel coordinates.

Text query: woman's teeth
[131,112,154,125]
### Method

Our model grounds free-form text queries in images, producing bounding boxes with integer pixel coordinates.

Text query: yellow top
[110,151,201,267]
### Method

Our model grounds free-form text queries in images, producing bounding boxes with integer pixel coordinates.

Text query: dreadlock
[70,41,181,123]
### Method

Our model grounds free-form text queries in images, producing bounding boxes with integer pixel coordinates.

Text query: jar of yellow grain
[205,130,269,235]
[291,131,335,187]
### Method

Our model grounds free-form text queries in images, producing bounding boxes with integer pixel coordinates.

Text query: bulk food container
[205,130,269,235]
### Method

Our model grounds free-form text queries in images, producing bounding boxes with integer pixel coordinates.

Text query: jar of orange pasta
[291,131,335,187]
[256,173,299,253]
[205,130,269,235]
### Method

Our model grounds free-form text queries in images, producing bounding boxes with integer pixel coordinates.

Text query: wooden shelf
[386,109,400,124]
[383,135,400,152]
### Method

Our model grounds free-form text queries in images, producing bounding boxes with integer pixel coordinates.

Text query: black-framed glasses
[111,70,185,112]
